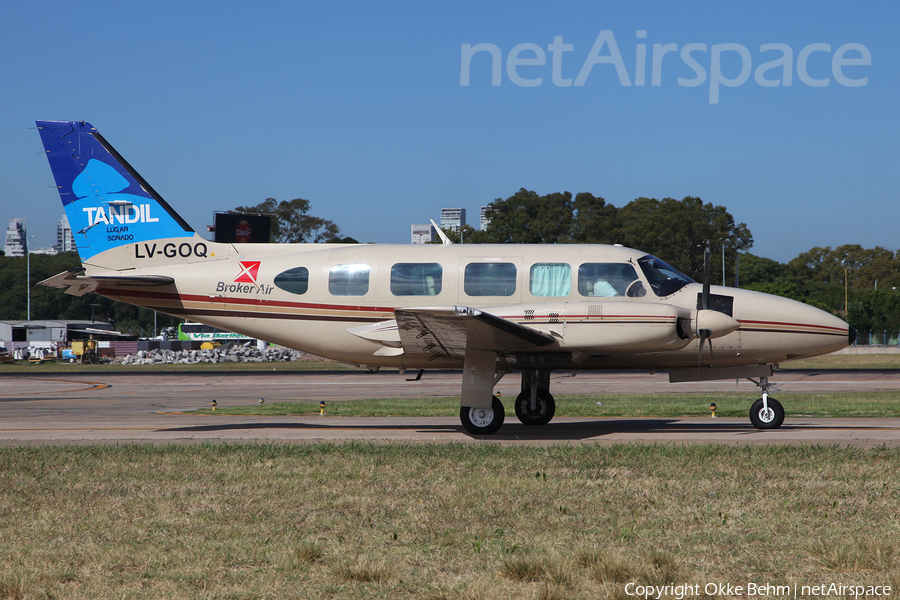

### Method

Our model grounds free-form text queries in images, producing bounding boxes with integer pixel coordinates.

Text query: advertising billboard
[213,212,272,244]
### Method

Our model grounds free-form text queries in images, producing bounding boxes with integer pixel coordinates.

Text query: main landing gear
[514,370,555,426]
[458,369,557,435]
[458,366,786,434]
[460,396,505,435]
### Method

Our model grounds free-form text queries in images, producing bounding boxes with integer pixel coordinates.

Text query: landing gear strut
[514,370,555,426]
[748,376,784,429]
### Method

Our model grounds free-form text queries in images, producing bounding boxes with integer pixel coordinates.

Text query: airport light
[842,260,848,314]
[26,234,37,321]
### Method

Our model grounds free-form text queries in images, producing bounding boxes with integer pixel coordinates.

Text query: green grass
[781,353,900,369]
[1,443,899,599]
[192,391,900,418]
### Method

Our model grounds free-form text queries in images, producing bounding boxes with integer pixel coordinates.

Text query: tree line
[0,252,177,336]
[447,189,752,283]
[447,189,898,336]
[2,192,897,338]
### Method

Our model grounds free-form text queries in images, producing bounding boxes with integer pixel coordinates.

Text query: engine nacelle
[559,301,693,353]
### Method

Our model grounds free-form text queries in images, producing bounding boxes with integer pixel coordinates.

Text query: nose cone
[731,288,853,361]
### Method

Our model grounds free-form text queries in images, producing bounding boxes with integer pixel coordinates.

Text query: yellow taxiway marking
[0,378,110,396]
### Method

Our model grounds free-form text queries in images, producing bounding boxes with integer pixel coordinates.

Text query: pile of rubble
[116,344,308,365]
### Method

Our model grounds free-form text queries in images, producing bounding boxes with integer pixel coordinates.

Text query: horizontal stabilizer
[39,269,175,297]
[394,306,555,360]
[347,320,401,347]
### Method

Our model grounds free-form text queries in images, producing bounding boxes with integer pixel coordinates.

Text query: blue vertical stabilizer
[36,120,194,261]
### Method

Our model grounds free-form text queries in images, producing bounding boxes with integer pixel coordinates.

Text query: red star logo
[234,260,261,285]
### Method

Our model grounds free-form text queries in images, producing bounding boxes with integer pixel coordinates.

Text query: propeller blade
[697,328,714,368]
[701,240,711,310]
[697,329,708,368]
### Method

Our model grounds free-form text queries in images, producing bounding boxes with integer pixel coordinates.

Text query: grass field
[1,444,898,599]
[191,391,900,419]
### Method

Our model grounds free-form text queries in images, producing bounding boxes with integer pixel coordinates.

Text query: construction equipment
[70,338,99,364]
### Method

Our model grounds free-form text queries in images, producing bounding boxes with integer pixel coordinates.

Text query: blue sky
[1,0,895,263]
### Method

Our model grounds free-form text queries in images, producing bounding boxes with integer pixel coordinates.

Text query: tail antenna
[430,219,453,245]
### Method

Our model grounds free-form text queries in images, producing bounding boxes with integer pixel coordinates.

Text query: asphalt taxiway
[1,369,899,446]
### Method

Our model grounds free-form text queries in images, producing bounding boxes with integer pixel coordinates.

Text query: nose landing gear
[670,365,785,429]
[748,376,784,429]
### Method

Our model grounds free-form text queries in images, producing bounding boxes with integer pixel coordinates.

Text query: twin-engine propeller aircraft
[36,120,855,435]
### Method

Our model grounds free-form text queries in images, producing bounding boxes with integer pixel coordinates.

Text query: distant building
[480,206,491,231]
[411,223,436,244]
[56,214,76,253]
[4,219,26,257]
[440,208,466,233]
[0,320,127,345]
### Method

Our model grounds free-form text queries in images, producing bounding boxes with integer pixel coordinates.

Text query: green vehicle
[177,322,252,343]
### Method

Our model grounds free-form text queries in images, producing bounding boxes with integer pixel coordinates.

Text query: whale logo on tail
[36,120,194,261]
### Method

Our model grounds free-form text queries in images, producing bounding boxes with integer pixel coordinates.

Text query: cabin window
[329,264,370,296]
[273,267,309,295]
[578,263,643,297]
[464,262,517,296]
[391,263,443,296]
[529,263,571,297]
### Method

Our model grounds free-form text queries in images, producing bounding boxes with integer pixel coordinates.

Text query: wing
[349,306,556,360]
[39,269,175,297]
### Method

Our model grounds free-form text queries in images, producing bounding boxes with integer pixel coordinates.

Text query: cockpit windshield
[637,255,695,297]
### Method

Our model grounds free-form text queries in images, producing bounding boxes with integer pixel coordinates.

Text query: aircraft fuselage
[90,238,850,372]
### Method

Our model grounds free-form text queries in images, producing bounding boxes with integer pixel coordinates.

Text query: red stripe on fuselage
[103,288,849,336]
[108,288,397,314]
[738,319,847,336]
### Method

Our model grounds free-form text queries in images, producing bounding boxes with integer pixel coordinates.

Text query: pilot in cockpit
[592,266,620,297]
